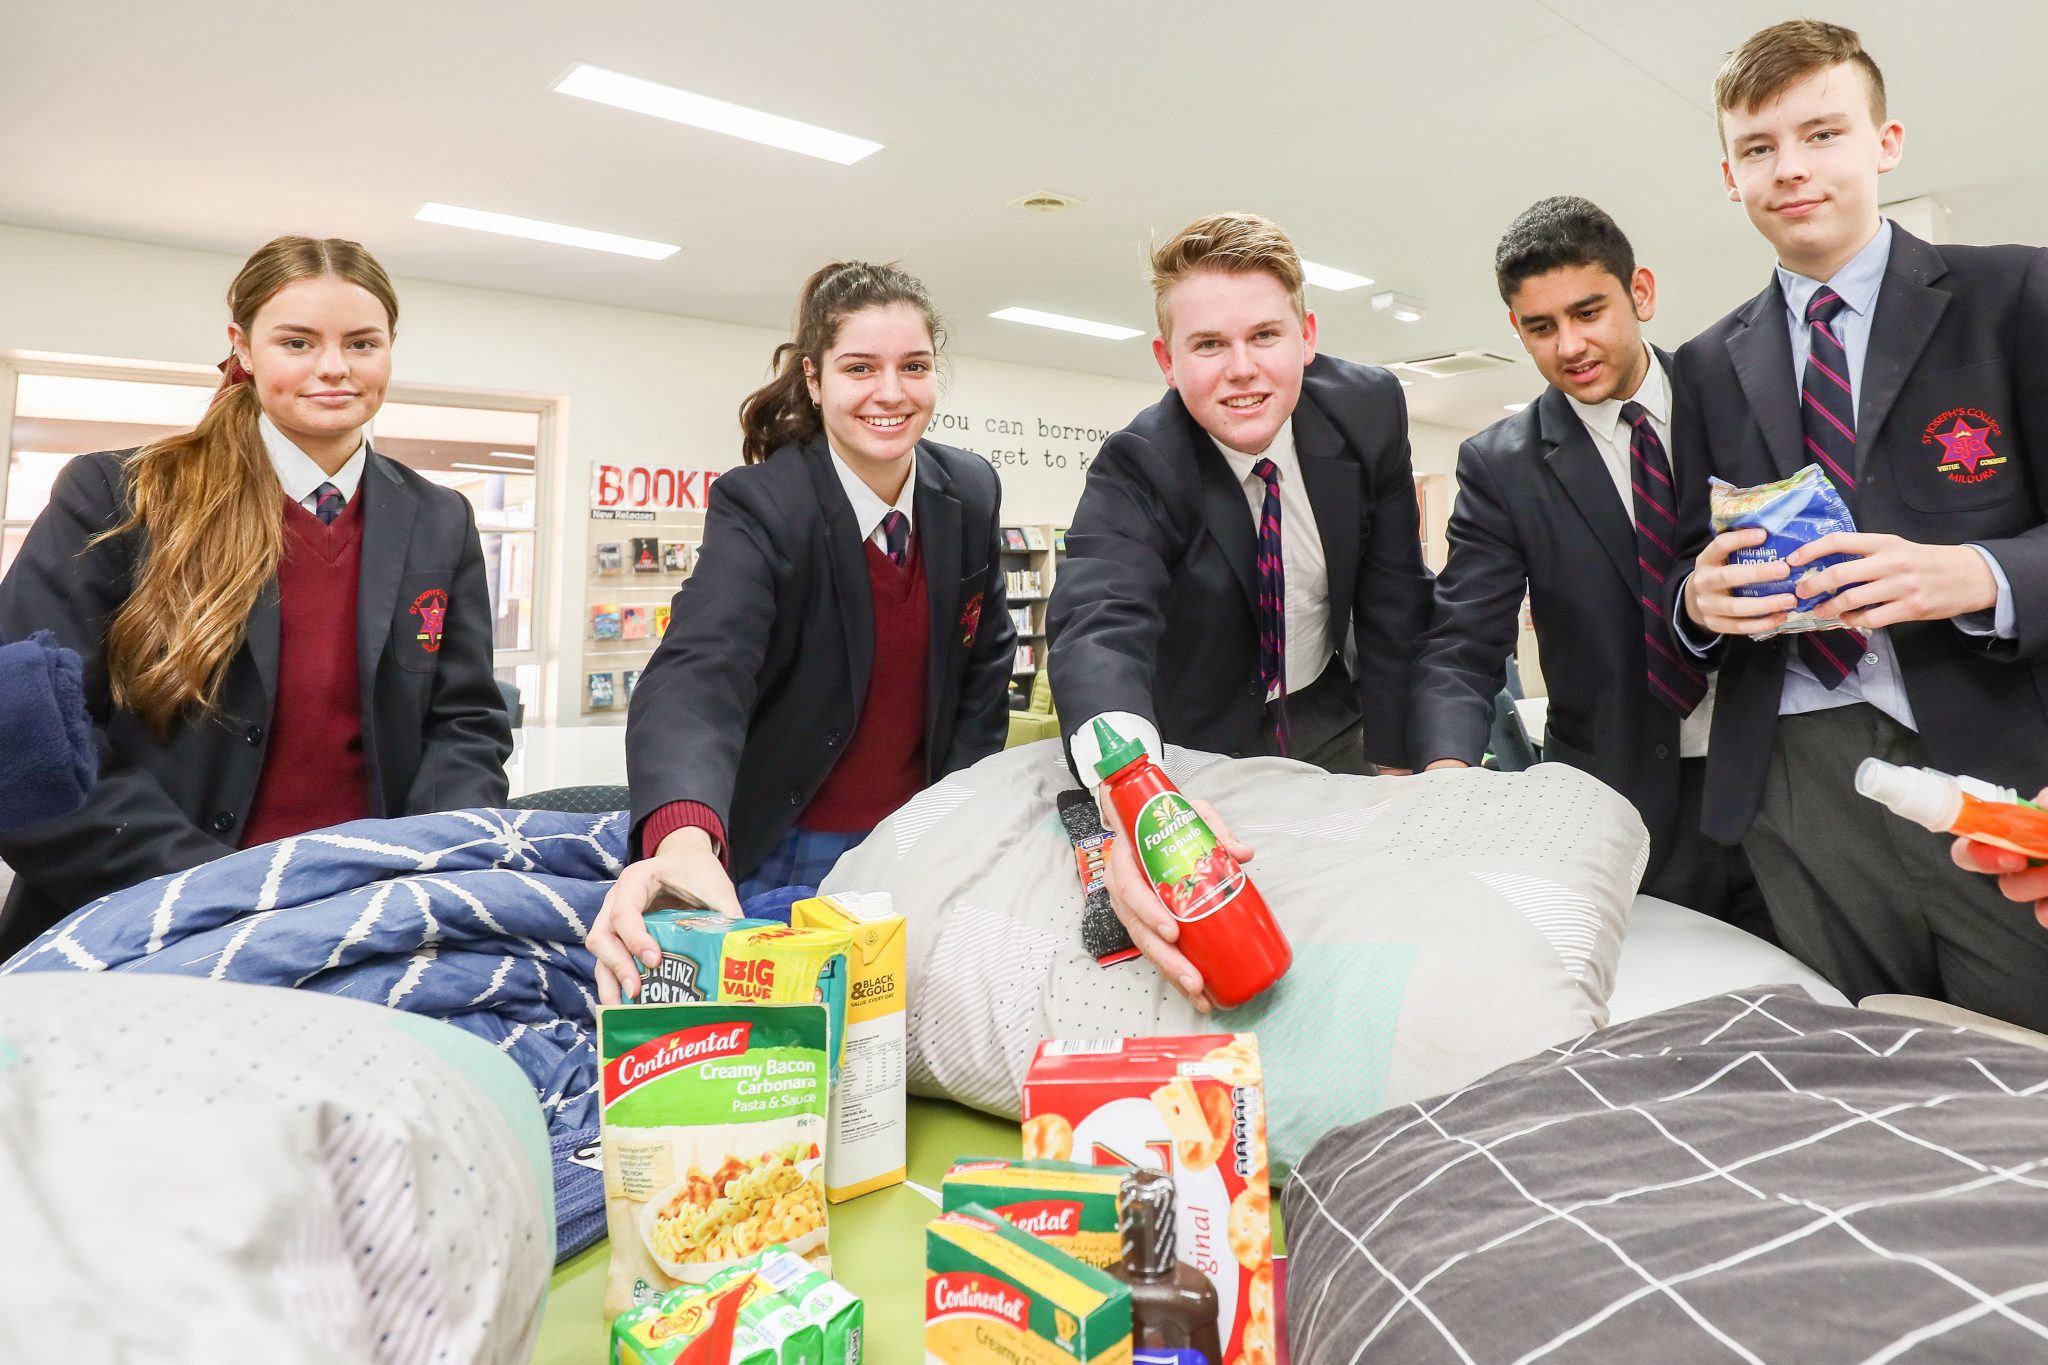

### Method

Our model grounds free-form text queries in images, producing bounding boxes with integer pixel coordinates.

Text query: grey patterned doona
[1283,988,2048,1364]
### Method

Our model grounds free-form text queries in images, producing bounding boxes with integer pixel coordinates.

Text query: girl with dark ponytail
[591,261,1017,1002]
[0,236,512,957]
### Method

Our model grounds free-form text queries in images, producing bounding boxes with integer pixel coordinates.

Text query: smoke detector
[1009,189,1082,215]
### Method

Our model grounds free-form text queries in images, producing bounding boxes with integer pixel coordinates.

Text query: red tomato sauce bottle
[1092,718,1292,1008]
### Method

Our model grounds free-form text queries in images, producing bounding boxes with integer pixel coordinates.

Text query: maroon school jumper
[642,537,930,857]
[241,496,370,847]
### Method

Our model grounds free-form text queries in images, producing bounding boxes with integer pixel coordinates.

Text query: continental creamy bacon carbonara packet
[599,1001,832,1319]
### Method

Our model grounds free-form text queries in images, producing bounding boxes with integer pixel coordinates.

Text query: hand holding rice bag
[1709,463,1861,637]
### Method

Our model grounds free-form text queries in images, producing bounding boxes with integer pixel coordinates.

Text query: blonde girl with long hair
[0,235,512,956]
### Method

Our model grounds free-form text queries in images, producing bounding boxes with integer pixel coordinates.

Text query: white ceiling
[4,0,2044,432]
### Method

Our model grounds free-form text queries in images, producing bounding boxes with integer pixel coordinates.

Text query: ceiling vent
[1390,350,1520,379]
[1009,189,1081,215]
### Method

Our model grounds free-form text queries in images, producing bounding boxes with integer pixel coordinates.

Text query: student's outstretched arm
[1046,433,1179,768]
[405,499,513,812]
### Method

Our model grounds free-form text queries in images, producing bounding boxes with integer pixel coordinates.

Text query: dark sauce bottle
[1110,1167,1222,1364]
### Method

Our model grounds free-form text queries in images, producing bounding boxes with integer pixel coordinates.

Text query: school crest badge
[1922,406,2006,485]
[960,592,984,647]
[411,588,449,652]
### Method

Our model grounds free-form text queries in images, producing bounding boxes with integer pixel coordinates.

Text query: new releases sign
[591,463,724,515]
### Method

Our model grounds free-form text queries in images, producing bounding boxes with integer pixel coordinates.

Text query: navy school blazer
[1410,348,1698,877]
[624,435,1016,878]
[1047,353,1435,768]
[0,448,512,956]
[1669,226,2048,843]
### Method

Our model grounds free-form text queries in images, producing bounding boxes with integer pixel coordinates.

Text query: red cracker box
[1021,1034,1276,1365]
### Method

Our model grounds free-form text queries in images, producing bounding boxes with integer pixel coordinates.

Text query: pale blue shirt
[1680,220,2013,731]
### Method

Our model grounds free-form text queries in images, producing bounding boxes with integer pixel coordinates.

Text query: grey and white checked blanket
[1282,987,2048,1363]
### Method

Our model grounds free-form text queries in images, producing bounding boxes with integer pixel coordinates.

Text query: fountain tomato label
[1132,792,1245,925]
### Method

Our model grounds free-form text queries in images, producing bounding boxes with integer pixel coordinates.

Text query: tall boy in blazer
[1412,197,1766,933]
[0,443,511,956]
[1049,212,1433,779]
[1674,20,2048,1028]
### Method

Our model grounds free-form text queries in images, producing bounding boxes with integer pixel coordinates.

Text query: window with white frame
[2,361,549,713]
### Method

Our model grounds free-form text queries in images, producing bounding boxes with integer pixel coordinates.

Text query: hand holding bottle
[1101,793,1255,1014]
[1949,784,2048,928]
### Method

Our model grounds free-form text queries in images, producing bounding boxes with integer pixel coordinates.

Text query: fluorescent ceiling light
[1302,260,1373,291]
[554,64,881,165]
[416,202,679,260]
[989,307,1143,341]
[450,463,537,475]
[1504,403,1528,412]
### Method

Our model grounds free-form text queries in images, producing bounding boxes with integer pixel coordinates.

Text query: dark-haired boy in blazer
[1412,196,1766,935]
[1674,20,2048,1028]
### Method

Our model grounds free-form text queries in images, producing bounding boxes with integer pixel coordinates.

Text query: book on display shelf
[591,604,622,640]
[620,606,651,640]
[661,540,691,573]
[595,542,623,575]
[653,604,672,637]
[623,668,642,702]
[630,537,661,572]
[1022,525,1048,551]
[1002,527,1029,552]
[587,671,616,709]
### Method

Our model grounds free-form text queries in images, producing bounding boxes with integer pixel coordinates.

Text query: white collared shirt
[260,412,366,513]
[827,442,917,554]
[1068,416,1332,776]
[1565,345,1715,758]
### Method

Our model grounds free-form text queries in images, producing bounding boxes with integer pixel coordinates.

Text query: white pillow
[824,742,1647,1179]
[0,975,551,1365]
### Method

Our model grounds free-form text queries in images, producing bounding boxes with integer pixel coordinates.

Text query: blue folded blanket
[0,630,94,829]
[3,807,626,1260]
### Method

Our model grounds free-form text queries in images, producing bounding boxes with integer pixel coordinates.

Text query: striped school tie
[881,510,909,567]
[313,481,344,525]
[1251,457,1290,757]
[1796,289,1866,687]
[1622,403,1707,717]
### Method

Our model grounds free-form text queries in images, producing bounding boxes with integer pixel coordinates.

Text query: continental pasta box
[925,1206,1131,1365]
[1021,1034,1275,1365]
[940,1157,1125,1269]
[599,1001,831,1320]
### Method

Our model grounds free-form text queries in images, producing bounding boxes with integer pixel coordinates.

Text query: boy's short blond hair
[1149,213,1308,340]
[1713,19,1887,140]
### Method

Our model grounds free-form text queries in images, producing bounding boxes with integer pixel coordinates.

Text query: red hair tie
[209,353,253,409]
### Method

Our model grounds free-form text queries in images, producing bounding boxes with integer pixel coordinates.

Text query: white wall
[0,224,1478,716]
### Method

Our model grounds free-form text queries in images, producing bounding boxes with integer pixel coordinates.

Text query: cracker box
[1021,1034,1274,1365]
[940,1157,1125,1269]
[925,1206,1132,1365]
[791,893,907,1201]
[599,1002,832,1319]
